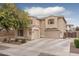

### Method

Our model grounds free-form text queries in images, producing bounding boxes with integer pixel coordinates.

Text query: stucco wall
[30,16,40,39]
[57,17,67,38]
[30,17,40,28]
[40,20,46,38]
[45,16,58,28]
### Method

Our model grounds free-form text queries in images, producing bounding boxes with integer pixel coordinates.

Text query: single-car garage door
[45,30,61,39]
[32,29,40,39]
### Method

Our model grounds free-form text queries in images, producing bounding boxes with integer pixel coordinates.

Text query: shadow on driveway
[0,53,9,56]
[38,53,56,56]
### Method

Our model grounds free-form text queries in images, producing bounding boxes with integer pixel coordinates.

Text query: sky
[16,3,79,27]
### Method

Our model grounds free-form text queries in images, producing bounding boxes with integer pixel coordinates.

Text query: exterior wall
[57,17,67,38]
[40,20,46,38]
[41,16,67,39]
[29,17,40,40]
[30,16,40,28]
[45,16,58,28]
[24,29,30,39]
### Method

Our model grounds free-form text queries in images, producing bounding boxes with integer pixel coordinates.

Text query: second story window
[48,19,54,24]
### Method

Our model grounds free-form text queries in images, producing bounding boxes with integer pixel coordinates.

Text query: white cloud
[24,6,71,18]
[24,6,79,27]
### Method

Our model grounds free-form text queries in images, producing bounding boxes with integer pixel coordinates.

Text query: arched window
[48,19,54,24]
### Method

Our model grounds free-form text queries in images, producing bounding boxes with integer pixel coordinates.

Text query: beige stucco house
[23,16,67,40]
[2,16,67,40]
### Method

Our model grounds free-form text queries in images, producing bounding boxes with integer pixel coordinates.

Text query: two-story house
[23,16,67,40]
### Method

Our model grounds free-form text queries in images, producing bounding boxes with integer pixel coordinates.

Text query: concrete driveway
[0,38,78,56]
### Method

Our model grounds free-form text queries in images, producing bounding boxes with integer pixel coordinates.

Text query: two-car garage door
[45,30,61,39]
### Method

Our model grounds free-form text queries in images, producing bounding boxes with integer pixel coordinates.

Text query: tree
[0,3,29,31]
[76,26,79,31]
[0,3,30,42]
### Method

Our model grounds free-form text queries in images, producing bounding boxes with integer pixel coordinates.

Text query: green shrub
[74,38,79,48]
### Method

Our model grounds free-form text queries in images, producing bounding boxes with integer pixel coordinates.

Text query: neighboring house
[67,24,74,32]
[0,16,67,40]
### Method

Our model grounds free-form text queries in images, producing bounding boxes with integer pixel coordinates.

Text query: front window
[17,29,24,36]
[48,19,54,24]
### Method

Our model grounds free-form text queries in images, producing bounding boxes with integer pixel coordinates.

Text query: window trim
[48,19,54,24]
